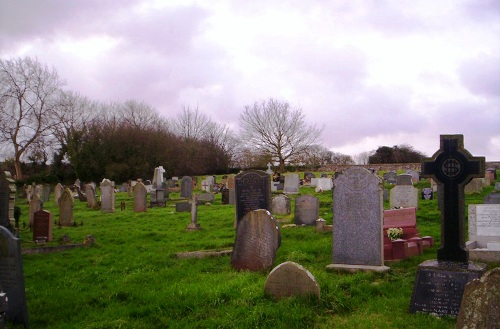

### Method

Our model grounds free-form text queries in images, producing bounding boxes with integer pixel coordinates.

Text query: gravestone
[315,177,333,192]
[271,195,291,215]
[196,193,214,204]
[304,172,316,183]
[85,183,97,209]
[180,176,192,198]
[405,169,420,184]
[153,166,165,189]
[41,184,51,202]
[310,177,319,187]
[54,183,64,206]
[486,168,497,180]
[29,193,42,227]
[483,193,500,204]
[186,197,201,231]
[59,188,74,226]
[456,268,500,329]
[133,182,147,212]
[0,172,16,229]
[383,171,397,184]
[410,134,487,317]
[464,178,484,194]
[327,167,388,272]
[175,202,191,212]
[283,174,300,194]
[389,185,418,209]
[466,204,500,262]
[421,187,433,200]
[264,261,320,300]
[201,178,212,193]
[33,210,53,242]
[227,175,236,205]
[396,174,413,186]
[265,162,273,175]
[235,170,271,225]
[221,188,229,204]
[0,226,29,327]
[294,195,319,226]
[100,179,115,213]
[230,209,281,271]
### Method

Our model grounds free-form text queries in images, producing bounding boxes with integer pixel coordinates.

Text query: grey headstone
[264,261,320,300]
[230,209,281,271]
[180,176,193,198]
[85,183,97,209]
[59,188,74,226]
[315,177,333,192]
[483,193,500,204]
[196,193,214,204]
[294,195,319,226]
[396,174,413,185]
[100,179,115,213]
[41,184,51,202]
[271,195,291,215]
[133,182,147,212]
[29,193,42,227]
[383,171,397,184]
[466,204,500,262]
[283,174,300,194]
[235,170,271,224]
[0,172,15,229]
[54,183,64,206]
[0,226,29,327]
[176,202,191,212]
[390,185,418,209]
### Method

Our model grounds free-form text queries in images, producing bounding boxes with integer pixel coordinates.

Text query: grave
[421,187,433,200]
[464,178,486,194]
[196,193,214,204]
[389,185,418,209]
[456,267,500,329]
[483,192,500,204]
[100,179,115,213]
[264,261,320,300]
[396,174,413,185]
[227,175,236,205]
[410,134,487,317]
[265,162,273,175]
[29,193,42,227]
[186,197,201,231]
[271,195,291,215]
[283,174,300,194]
[85,183,97,209]
[234,170,271,225]
[33,210,53,242]
[314,177,333,192]
[0,172,15,229]
[383,171,397,184]
[133,182,147,212]
[54,183,64,206]
[405,169,420,184]
[230,209,281,271]
[466,204,500,262]
[180,176,192,198]
[152,166,165,189]
[0,226,29,327]
[294,195,319,226]
[59,188,74,226]
[221,188,229,204]
[327,167,389,272]
[176,202,191,212]
[41,184,51,202]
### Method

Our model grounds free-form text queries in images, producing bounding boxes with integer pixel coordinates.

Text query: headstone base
[409,259,487,317]
[325,264,390,273]
[186,223,201,231]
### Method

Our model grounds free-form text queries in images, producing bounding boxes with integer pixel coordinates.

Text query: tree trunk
[14,157,23,180]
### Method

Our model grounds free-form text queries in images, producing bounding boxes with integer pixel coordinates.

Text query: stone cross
[421,135,485,262]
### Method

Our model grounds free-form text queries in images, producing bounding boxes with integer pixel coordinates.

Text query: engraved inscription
[476,205,500,236]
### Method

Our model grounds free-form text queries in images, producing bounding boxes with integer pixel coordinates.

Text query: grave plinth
[410,135,487,317]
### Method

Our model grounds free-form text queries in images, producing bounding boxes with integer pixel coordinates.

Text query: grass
[10,172,500,328]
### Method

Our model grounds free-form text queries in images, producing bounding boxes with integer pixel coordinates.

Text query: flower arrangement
[387,227,403,241]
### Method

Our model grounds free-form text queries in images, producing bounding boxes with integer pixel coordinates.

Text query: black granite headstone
[234,170,271,224]
[221,188,229,205]
[0,226,29,327]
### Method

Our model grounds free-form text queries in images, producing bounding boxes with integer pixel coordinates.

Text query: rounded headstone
[264,261,320,300]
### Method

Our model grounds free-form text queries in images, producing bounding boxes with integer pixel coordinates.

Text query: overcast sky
[1,0,499,161]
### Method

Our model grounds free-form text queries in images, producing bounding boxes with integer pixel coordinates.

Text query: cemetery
[0,158,498,328]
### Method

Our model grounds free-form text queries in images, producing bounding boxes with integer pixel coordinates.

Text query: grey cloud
[459,54,500,98]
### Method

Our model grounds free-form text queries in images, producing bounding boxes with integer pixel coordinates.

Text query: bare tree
[239,98,323,172]
[172,105,210,141]
[0,57,65,179]
[118,99,167,130]
[353,151,373,165]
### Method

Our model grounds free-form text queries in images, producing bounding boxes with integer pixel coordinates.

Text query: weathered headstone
[383,171,397,184]
[466,204,500,262]
[264,261,320,300]
[180,176,193,198]
[283,174,300,194]
[0,226,29,327]
[390,185,418,209]
[41,184,51,202]
[176,202,191,212]
[100,179,115,213]
[186,197,201,231]
[464,178,484,194]
[29,193,42,227]
[235,170,271,225]
[59,188,74,226]
[327,167,388,272]
[33,210,53,242]
[221,188,229,204]
[196,193,214,204]
[421,187,433,200]
[85,183,97,209]
[227,175,236,205]
[133,182,147,212]
[54,183,64,206]
[456,267,500,329]
[0,172,15,229]
[265,162,273,175]
[294,195,319,226]
[152,166,165,189]
[304,172,316,183]
[315,177,333,192]
[271,194,291,215]
[483,193,500,204]
[230,209,281,271]
[405,169,420,184]
[396,174,413,186]
[410,134,486,317]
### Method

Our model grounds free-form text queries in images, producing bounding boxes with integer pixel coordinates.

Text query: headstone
[33,210,53,242]
[230,209,281,271]
[464,178,484,194]
[180,176,193,198]
[59,188,74,226]
[466,204,500,262]
[228,175,236,205]
[383,171,397,184]
[133,182,147,212]
[0,226,29,327]
[264,261,320,300]
[186,197,201,231]
[0,172,15,229]
[54,183,64,206]
[390,185,418,209]
[85,183,97,209]
[294,195,319,226]
[176,202,191,212]
[327,167,388,272]
[310,177,319,187]
[405,169,420,184]
[486,168,497,180]
[201,178,212,193]
[196,193,214,204]
[271,195,291,215]
[152,166,165,189]
[396,174,413,186]
[221,188,229,204]
[100,179,115,213]
[315,177,333,192]
[410,134,487,317]
[456,268,500,329]
[29,193,42,227]
[304,172,316,183]
[421,187,433,200]
[483,193,500,204]
[265,162,273,175]
[41,184,51,202]
[235,170,271,225]
[283,174,300,194]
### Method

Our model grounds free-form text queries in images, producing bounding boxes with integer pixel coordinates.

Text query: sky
[1,0,499,161]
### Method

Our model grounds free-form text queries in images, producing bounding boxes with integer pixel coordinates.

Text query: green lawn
[11,174,500,328]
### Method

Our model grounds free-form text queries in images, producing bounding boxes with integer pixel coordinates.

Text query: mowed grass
[12,173,500,329]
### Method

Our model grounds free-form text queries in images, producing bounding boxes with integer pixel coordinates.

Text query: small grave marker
[264,261,320,300]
